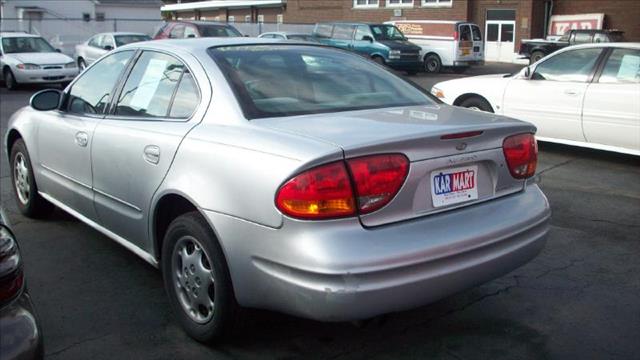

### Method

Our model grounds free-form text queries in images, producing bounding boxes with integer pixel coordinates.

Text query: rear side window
[170,71,199,117]
[89,35,101,47]
[170,24,185,39]
[115,51,198,119]
[332,24,355,40]
[68,50,133,115]
[315,24,333,38]
[198,24,242,37]
[599,48,640,84]
[573,32,593,44]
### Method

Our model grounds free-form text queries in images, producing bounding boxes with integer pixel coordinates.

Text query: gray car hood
[254,104,535,160]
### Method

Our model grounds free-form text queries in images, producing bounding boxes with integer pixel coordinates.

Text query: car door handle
[564,89,580,96]
[75,131,88,147]
[143,145,160,165]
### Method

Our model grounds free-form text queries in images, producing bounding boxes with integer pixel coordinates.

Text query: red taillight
[503,133,538,179]
[347,154,409,214]
[276,161,356,219]
[276,154,409,219]
[441,130,483,140]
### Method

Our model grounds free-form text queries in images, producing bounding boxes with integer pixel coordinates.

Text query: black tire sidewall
[530,51,545,64]
[4,69,17,90]
[161,212,236,343]
[10,140,38,215]
[460,97,493,112]
[424,54,441,73]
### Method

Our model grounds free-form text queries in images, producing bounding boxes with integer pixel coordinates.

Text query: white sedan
[0,32,78,90]
[432,43,640,156]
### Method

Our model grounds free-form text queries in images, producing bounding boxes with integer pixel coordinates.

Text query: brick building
[161,0,640,61]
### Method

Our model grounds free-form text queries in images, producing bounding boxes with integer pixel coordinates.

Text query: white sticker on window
[130,58,167,110]
[617,54,640,81]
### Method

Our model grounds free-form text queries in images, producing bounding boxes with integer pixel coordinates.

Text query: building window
[422,0,452,7]
[245,15,251,23]
[95,12,105,22]
[228,15,235,23]
[387,0,413,7]
[354,0,379,9]
[82,13,91,22]
[276,14,283,24]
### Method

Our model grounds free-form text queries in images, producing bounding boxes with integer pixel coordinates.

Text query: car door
[502,47,604,142]
[35,50,134,220]
[582,47,640,152]
[91,50,205,247]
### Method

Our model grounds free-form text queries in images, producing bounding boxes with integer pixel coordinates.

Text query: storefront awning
[161,0,285,12]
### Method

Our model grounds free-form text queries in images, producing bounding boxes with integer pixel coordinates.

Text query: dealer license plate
[431,165,478,207]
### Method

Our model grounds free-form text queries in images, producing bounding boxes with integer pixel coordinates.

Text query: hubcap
[13,153,30,205]
[172,236,215,324]
[468,106,481,111]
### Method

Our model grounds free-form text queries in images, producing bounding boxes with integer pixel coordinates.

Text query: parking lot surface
[1,65,639,360]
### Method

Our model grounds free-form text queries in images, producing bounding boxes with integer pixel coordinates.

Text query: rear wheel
[4,69,18,90]
[530,51,545,64]
[162,212,237,343]
[10,139,54,217]
[424,54,442,73]
[459,96,494,113]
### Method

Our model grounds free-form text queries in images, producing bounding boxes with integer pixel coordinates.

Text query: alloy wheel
[13,153,31,205]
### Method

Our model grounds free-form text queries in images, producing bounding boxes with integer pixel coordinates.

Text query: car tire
[452,66,468,74]
[4,69,18,90]
[424,54,442,73]
[372,56,385,66]
[78,58,87,71]
[10,139,54,217]
[530,51,545,64]
[459,96,494,113]
[162,211,238,343]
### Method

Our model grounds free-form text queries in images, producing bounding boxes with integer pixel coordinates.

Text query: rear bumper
[0,291,44,360]
[453,60,484,67]
[206,184,550,321]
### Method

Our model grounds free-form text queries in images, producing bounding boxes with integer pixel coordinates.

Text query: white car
[0,32,78,90]
[75,32,151,70]
[432,43,640,156]
[257,32,319,42]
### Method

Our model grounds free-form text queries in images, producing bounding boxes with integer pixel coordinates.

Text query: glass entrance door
[485,9,516,62]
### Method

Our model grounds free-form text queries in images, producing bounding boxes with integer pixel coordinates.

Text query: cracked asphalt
[1,65,639,359]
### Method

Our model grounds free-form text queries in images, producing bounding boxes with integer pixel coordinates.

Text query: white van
[386,20,484,73]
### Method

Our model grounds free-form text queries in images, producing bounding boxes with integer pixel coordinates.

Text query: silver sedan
[5,38,550,342]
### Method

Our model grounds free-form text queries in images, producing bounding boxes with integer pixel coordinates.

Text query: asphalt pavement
[0,64,638,360]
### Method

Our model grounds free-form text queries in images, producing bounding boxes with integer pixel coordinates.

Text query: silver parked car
[74,32,150,70]
[6,38,550,342]
[257,32,320,42]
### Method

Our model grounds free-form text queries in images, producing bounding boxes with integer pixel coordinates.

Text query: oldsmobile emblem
[456,142,468,151]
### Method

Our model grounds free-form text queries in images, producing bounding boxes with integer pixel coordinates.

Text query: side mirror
[362,35,374,42]
[30,89,61,111]
[103,45,114,51]
[55,48,62,53]
[187,34,196,38]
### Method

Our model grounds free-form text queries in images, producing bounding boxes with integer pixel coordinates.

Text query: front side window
[184,26,198,38]
[532,48,603,82]
[1,37,55,53]
[355,25,372,40]
[599,48,640,84]
[210,45,433,119]
[115,51,197,119]
[68,51,133,115]
[102,35,115,49]
[370,25,406,41]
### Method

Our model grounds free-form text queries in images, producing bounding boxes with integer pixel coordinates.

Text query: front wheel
[459,96,494,113]
[424,54,442,73]
[4,69,18,90]
[10,139,54,217]
[372,56,385,66]
[78,58,87,71]
[162,212,238,343]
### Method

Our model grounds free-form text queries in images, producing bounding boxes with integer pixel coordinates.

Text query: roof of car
[0,32,40,38]
[165,20,233,26]
[119,37,318,52]
[260,32,310,36]
[95,32,149,37]
[557,42,640,51]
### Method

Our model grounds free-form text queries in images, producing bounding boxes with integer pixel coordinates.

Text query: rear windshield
[370,25,406,41]
[1,37,55,53]
[471,25,482,41]
[209,45,432,119]
[114,34,151,47]
[197,24,242,37]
